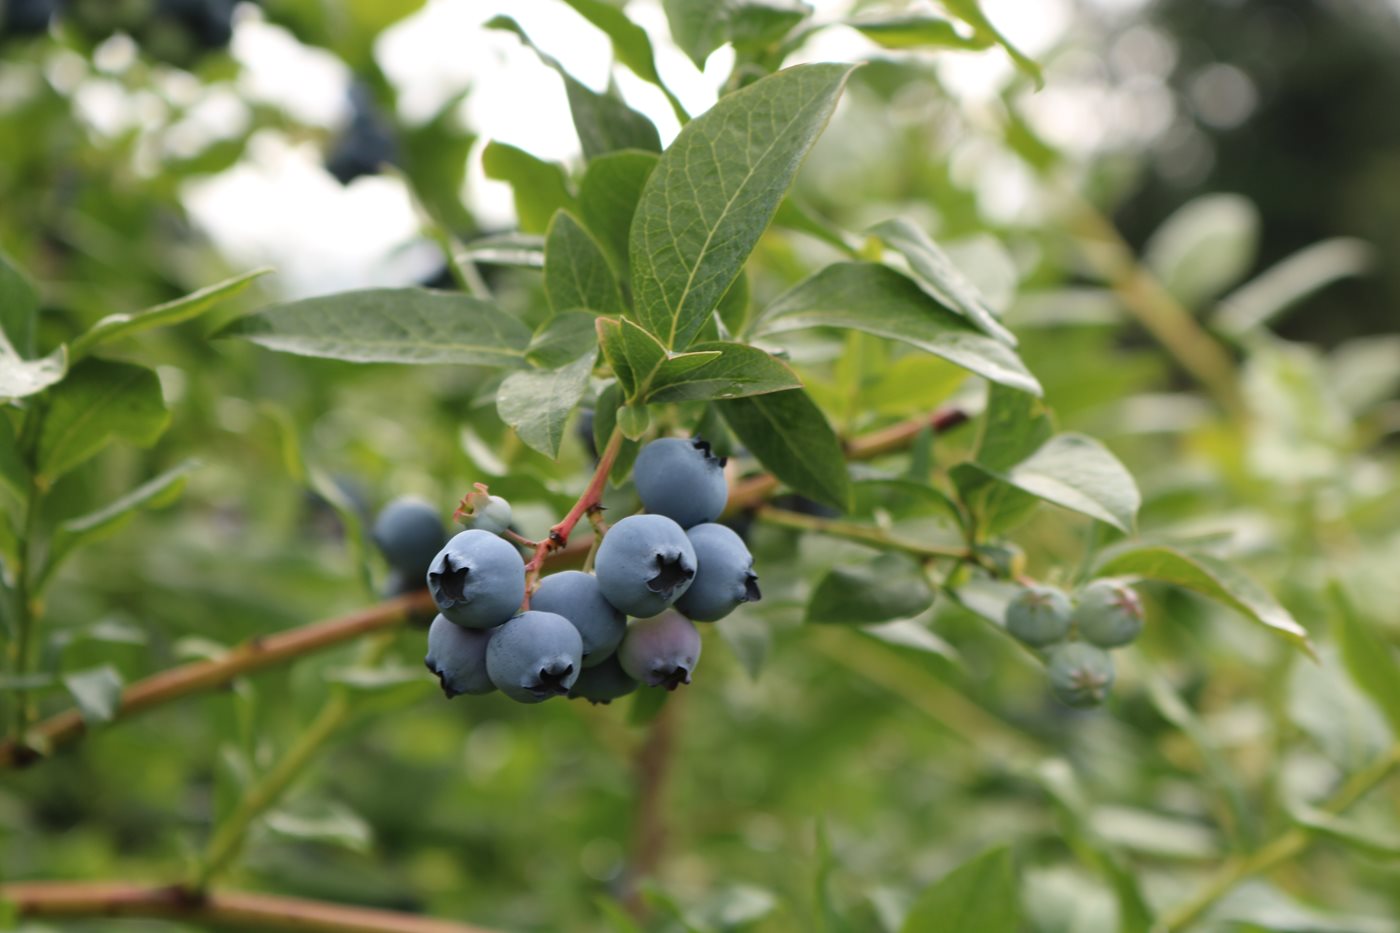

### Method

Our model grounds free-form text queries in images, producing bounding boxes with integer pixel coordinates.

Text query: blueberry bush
[3,1,1400,931]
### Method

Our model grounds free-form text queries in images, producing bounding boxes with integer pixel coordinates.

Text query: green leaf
[631,63,856,349]
[487,15,660,161]
[579,150,658,282]
[851,15,993,50]
[0,248,40,357]
[593,382,641,484]
[1331,581,1400,735]
[618,403,651,440]
[1143,194,1259,309]
[991,433,1139,532]
[0,330,66,401]
[545,211,625,316]
[729,0,810,51]
[598,316,662,400]
[558,0,689,122]
[663,0,732,67]
[900,845,1020,933]
[869,220,1016,346]
[69,268,271,360]
[42,460,198,583]
[482,141,577,234]
[1290,805,1400,860]
[63,665,125,726]
[1213,238,1373,339]
[939,0,1042,86]
[456,232,545,269]
[220,289,532,366]
[0,414,28,499]
[718,388,849,511]
[976,383,1053,470]
[645,341,801,403]
[528,311,600,369]
[265,800,373,855]
[1096,545,1314,654]
[33,359,169,487]
[951,462,1042,537]
[807,555,934,625]
[755,263,1040,394]
[497,350,598,459]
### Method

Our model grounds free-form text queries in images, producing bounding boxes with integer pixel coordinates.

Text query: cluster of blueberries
[371,438,760,705]
[1,0,235,61]
[1004,579,1144,708]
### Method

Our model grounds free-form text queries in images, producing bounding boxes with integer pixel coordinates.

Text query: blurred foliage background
[2,0,1399,931]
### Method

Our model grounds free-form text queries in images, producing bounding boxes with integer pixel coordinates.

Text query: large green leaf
[631,63,856,350]
[990,433,1139,532]
[1096,545,1314,654]
[579,150,657,282]
[755,262,1040,394]
[481,141,577,234]
[0,330,65,401]
[717,388,849,511]
[0,249,40,356]
[497,350,598,459]
[807,555,934,625]
[644,341,801,403]
[900,845,1020,933]
[1331,582,1400,735]
[558,0,689,122]
[69,268,271,360]
[545,211,625,316]
[869,220,1016,346]
[33,359,169,487]
[221,289,531,366]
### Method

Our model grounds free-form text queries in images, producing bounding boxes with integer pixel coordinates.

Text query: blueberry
[456,488,513,535]
[567,654,638,704]
[594,514,697,617]
[674,523,760,622]
[325,83,398,184]
[1046,642,1115,708]
[426,530,525,629]
[372,497,446,578]
[1073,579,1144,648]
[1005,584,1072,647]
[617,611,701,691]
[424,615,496,698]
[1,0,56,36]
[530,571,626,668]
[633,437,728,529]
[485,610,583,703]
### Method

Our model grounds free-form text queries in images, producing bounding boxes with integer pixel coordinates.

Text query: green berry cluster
[1004,579,1144,708]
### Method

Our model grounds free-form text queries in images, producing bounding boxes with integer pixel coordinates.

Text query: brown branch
[0,882,499,933]
[620,694,681,917]
[0,590,436,768]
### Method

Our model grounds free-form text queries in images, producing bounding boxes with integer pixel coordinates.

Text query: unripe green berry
[1073,579,1144,648]
[1005,584,1072,647]
[1046,642,1115,708]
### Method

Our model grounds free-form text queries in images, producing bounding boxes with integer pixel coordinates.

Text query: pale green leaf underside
[222,288,532,366]
[756,262,1040,394]
[497,351,598,459]
[997,433,1139,532]
[631,63,857,350]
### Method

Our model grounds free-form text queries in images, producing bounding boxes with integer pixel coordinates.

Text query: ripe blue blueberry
[424,614,496,698]
[618,611,701,691]
[1073,579,1144,648]
[567,654,638,705]
[530,571,627,668]
[633,437,728,529]
[372,497,446,578]
[485,610,583,703]
[1046,642,1115,708]
[426,530,526,629]
[1005,584,1073,647]
[675,523,760,622]
[594,514,697,617]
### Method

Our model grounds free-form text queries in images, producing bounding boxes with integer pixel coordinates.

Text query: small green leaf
[69,268,271,360]
[42,460,199,584]
[1144,194,1259,309]
[456,232,545,269]
[265,800,373,854]
[718,388,849,511]
[1214,238,1372,338]
[852,14,992,50]
[1096,545,1314,654]
[663,0,732,67]
[994,433,1139,532]
[221,289,531,366]
[545,211,625,316]
[33,359,169,487]
[598,316,663,400]
[0,248,40,356]
[1290,805,1400,860]
[63,665,125,726]
[618,403,651,440]
[558,0,689,122]
[869,219,1016,346]
[976,383,1052,470]
[579,150,658,281]
[482,141,577,234]
[900,845,1020,933]
[1331,581,1400,735]
[645,341,800,403]
[0,330,66,401]
[729,0,810,51]
[807,555,934,625]
[497,350,598,459]
[631,63,857,349]
[528,311,599,369]
[755,263,1040,394]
